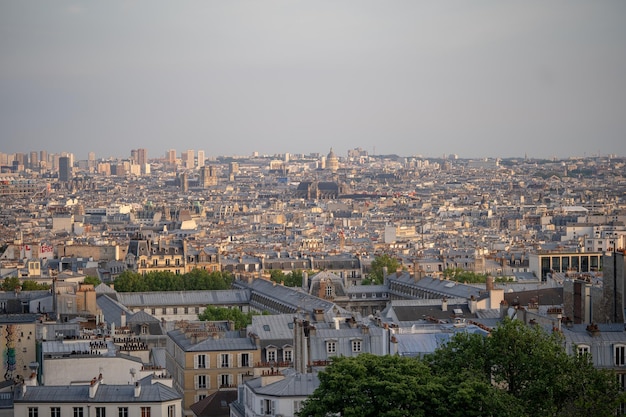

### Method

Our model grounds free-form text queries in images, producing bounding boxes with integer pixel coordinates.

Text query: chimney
[134,381,141,398]
[120,311,126,328]
[89,377,99,399]
[469,295,477,314]
[441,297,448,312]
[486,275,494,292]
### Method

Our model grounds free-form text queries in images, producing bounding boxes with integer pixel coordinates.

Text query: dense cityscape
[1,147,626,416]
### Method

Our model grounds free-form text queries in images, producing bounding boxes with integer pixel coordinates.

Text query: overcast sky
[1,1,625,161]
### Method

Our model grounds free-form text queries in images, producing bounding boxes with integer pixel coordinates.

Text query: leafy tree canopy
[21,280,50,291]
[443,267,488,283]
[198,306,257,330]
[1,277,21,291]
[299,319,623,417]
[83,276,101,287]
[268,269,305,287]
[113,269,233,292]
[363,254,402,285]
[425,318,623,417]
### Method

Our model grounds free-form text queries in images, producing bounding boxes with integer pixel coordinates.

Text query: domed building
[326,148,339,173]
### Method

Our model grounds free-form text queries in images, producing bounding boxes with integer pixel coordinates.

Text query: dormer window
[615,344,626,366]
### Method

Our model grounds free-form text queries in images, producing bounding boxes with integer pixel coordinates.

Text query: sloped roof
[189,389,237,417]
[15,382,181,403]
[246,371,320,397]
[115,290,250,307]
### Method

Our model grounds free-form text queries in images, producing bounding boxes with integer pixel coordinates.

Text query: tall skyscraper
[88,152,96,169]
[197,150,205,168]
[137,148,148,166]
[166,149,176,165]
[58,156,72,182]
[29,151,39,170]
[183,150,194,169]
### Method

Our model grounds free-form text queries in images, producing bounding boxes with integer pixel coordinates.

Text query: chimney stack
[441,297,448,312]
[134,381,141,398]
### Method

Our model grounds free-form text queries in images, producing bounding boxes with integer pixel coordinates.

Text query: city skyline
[1,1,625,160]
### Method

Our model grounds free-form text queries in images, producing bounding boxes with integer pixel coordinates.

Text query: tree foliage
[113,269,233,292]
[83,276,101,287]
[364,254,402,285]
[21,280,50,291]
[426,318,623,417]
[299,319,623,417]
[198,306,256,330]
[1,277,21,291]
[268,269,305,287]
[443,267,488,283]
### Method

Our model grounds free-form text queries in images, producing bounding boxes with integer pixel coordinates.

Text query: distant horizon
[1,146,624,163]
[2,2,625,160]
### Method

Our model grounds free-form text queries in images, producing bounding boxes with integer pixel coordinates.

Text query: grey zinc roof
[246,371,320,397]
[249,314,296,340]
[42,340,118,356]
[390,275,483,300]
[233,278,343,315]
[15,382,181,403]
[115,289,250,307]
[167,329,258,352]
[97,294,133,328]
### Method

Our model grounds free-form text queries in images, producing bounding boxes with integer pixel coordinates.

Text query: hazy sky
[1,1,625,160]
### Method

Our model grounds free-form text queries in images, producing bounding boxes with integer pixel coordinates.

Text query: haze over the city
[1,1,625,160]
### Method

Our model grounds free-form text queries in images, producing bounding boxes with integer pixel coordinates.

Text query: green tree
[426,318,623,416]
[268,269,304,287]
[83,276,101,287]
[113,269,233,292]
[443,267,487,283]
[21,280,50,291]
[198,306,255,330]
[298,354,445,417]
[364,254,401,285]
[1,277,21,291]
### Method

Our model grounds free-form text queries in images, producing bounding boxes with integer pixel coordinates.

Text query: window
[167,405,175,417]
[153,259,158,266]
[165,259,170,266]
[266,349,276,363]
[184,307,189,314]
[352,340,362,353]
[326,286,332,297]
[118,407,128,417]
[294,400,303,413]
[327,341,337,354]
[283,349,293,362]
[261,399,275,415]
[618,373,626,390]
[577,345,590,357]
[73,408,84,417]
[220,373,232,387]
[173,307,178,314]
[51,408,61,417]
[195,307,200,314]
[141,324,148,335]
[240,353,250,367]
[151,308,156,315]
[196,374,207,389]
[28,408,38,417]
[162,308,166,314]
[95,407,106,417]
[220,353,231,368]
[196,354,207,369]
[616,345,626,366]
[141,407,151,417]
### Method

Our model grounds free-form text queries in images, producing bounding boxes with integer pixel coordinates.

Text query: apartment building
[165,321,260,414]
